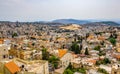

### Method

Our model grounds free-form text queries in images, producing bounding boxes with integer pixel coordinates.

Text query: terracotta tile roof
[0,39,4,44]
[58,49,67,58]
[87,35,94,40]
[86,59,96,64]
[114,55,120,59]
[98,36,105,40]
[5,61,20,74]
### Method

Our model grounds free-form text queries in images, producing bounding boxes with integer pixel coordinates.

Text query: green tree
[86,33,89,39]
[64,69,73,74]
[98,68,109,74]
[64,63,86,74]
[71,42,80,54]
[78,68,86,74]
[12,32,18,38]
[85,48,89,55]
[96,61,101,66]
[98,51,106,56]
[94,46,100,51]
[103,58,111,64]
[42,48,49,60]
[109,38,116,45]
[48,55,59,63]
[68,63,73,69]
[79,44,82,54]
[48,55,59,69]
[96,58,111,65]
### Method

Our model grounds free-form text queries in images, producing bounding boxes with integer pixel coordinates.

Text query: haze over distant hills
[0,19,120,26]
[52,19,120,25]
[52,19,90,24]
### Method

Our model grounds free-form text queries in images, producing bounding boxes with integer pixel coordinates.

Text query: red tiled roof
[5,61,20,74]
[58,49,67,58]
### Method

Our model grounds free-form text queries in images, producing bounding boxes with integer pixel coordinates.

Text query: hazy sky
[0,0,120,21]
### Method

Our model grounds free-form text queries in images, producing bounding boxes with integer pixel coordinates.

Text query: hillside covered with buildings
[0,21,120,74]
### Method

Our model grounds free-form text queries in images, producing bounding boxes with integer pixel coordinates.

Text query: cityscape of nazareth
[0,21,120,74]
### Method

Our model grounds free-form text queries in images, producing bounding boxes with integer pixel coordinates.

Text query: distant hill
[100,21,120,26]
[84,21,120,26]
[0,19,120,26]
[52,19,120,26]
[52,19,90,24]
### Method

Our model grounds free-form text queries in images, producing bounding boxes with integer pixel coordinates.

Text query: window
[4,49,6,51]
[3,55,6,58]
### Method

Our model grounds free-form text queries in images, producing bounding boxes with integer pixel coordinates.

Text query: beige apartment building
[55,49,74,74]
[0,44,10,60]
[0,58,49,74]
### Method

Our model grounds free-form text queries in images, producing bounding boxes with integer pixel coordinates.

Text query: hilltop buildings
[0,22,120,74]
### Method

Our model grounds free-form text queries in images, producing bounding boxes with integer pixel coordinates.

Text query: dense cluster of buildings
[0,22,120,74]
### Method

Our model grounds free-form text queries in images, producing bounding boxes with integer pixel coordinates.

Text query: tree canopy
[109,38,116,45]
[48,55,59,69]
[85,48,89,55]
[71,42,81,54]
[42,48,49,60]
